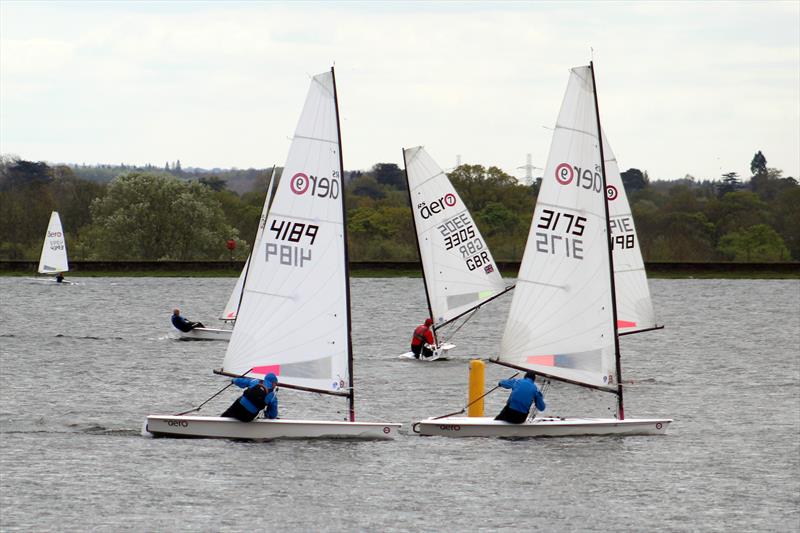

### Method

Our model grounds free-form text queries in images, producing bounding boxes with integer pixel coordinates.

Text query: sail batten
[222,70,349,394]
[404,146,509,327]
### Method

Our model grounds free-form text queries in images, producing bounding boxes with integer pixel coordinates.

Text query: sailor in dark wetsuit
[220,373,279,422]
[410,318,435,359]
[171,308,205,332]
[56,273,64,283]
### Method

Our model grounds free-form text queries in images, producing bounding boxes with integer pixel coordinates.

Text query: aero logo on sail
[48,231,63,238]
[418,193,456,219]
[290,172,340,199]
[554,162,602,193]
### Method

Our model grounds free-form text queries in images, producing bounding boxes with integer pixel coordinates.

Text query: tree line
[0,151,797,263]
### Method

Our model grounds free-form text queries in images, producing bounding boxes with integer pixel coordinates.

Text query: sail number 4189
[265,219,319,267]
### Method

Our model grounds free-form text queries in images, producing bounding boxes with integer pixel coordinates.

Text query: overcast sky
[1,1,798,182]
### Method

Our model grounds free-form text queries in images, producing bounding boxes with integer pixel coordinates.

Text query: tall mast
[331,66,355,422]
[590,61,625,419]
[401,148,439,344]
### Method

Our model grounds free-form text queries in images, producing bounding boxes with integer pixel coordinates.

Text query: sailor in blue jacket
[171,308,205,333]
[220,373,279,422]
[495,372,546,424]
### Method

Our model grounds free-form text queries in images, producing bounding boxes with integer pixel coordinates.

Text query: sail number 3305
[266,219,319,267]
[535,208,586,259]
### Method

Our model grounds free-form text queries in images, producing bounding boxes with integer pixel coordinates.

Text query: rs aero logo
[554,162,604,194]
[48,231,62,238]
[290,172,339,199]
[418,193,456,219]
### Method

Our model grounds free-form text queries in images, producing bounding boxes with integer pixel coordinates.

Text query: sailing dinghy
[416,63,671,437]
[398,146,513,362]
[30,211,73,284]
[147,68,401,440]
[176,170,278,342]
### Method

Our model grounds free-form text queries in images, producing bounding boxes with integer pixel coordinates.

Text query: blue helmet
[264,372,278,388]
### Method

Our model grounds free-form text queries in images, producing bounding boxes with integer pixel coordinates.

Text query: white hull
[145,415,401,440]
[177,327,231,341]
[27,277,75,285]
[398,343,455,362]
[415,416,671,437]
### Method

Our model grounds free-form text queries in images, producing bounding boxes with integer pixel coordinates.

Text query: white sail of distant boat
[403,146,512,334]
[38,212,69,274]
[147,68,401,440]
[220,259,248,322]
[415,63,670,437]
[603,132,659,335]
[219,167,277,322]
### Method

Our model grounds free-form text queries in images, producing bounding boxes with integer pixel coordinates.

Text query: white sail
[499,66,616,389]
[222,70,349,394]
[603,132,657,334]
[38,211,69,274]
[404,146,507,327]
[220,258,248,321]
[219,168,277,321]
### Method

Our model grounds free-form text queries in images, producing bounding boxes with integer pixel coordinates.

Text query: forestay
[603,132,656,334]
[499,66,616,390]
[404,146,507,327]
[219,168,277,321]
[222,71,349,394]
[38,211,69,274]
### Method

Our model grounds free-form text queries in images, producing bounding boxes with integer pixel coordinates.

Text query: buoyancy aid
[240,384,268,413]
[411,325,432,346]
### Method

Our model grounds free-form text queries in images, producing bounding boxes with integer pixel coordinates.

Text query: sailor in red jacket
[410,318,436,359]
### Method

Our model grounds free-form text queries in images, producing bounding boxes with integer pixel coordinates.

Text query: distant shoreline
[1,260,798,279]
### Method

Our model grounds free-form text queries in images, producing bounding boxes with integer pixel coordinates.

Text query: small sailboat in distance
[218,167,277,323]
[147,67,401,440]
[175,169,278,342]
[32,211,72,284]
[415,63,671,437]
[398,146,513,361]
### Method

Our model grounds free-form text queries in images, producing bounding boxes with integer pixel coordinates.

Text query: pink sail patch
[617,320,637,329]
[253,365,281,377]
[526,355,555,366]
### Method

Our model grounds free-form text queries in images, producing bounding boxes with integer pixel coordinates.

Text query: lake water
[0,277,798,532]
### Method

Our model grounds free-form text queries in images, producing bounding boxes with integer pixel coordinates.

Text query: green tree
[0,158,57,258]
[707,191,772,238]
[349,174,386,200]
[372,163,404,189]
[620,168,648,193]
[198,175,228,192]
[773,186,800,259]
[648,212,716,261]
[347,206,416,260]
[84,173,238,260]
[750,150,767,176]
[476,201,520,237]
[718,224,790,261]
[718,171,741,197]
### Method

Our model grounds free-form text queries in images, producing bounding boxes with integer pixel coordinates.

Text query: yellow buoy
[468,359,485,417]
